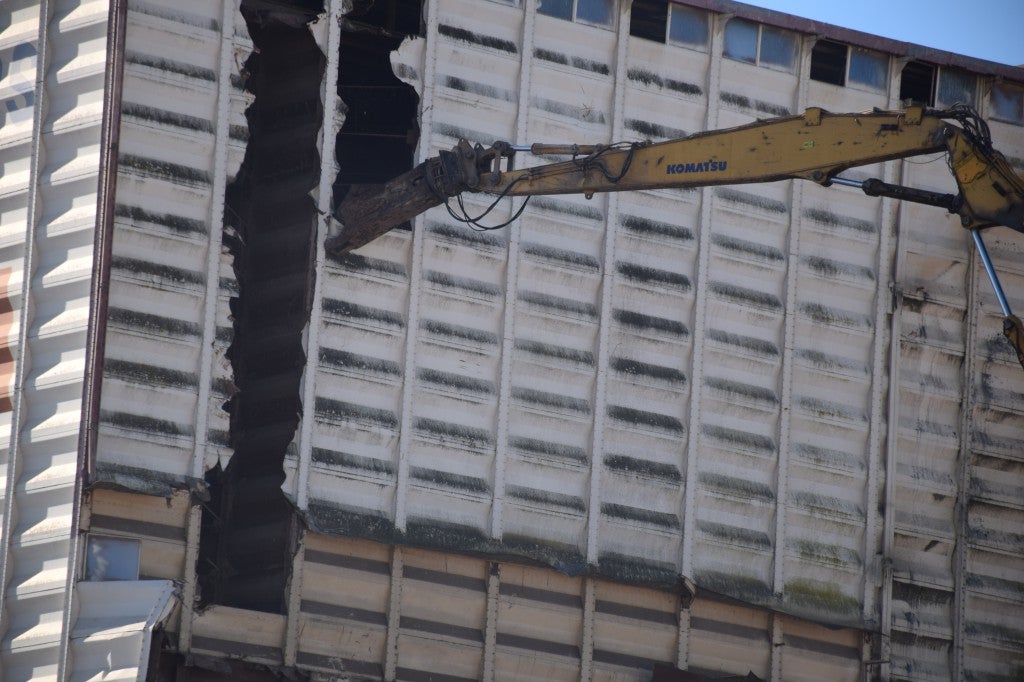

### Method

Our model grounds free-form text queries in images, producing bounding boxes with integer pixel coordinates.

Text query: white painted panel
[0,0,109,678]
[69,580,178,682]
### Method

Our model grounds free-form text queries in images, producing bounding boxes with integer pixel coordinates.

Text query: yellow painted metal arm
[483,107,949,196]
[330,106,1024,254]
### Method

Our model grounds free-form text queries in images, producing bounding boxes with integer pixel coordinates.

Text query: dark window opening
[346,0,421,35]
[900,61,935,105]
[810,39,846,86]
[333,0,422,228]
[629,1,707,49]
[629,0,667,43]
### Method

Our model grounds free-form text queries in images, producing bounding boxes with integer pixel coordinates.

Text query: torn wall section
[332,0,422,212]
[197,0,423,616]
[199,1,325,613]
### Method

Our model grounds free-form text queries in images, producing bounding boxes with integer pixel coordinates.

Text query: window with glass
[539,0,614,27]
[668,5,709,49]
[85,535,141,581]
[848,49,888,90]
[723,18,796,71]
[991,82,1024,125]
[937,68,975,107]
[810,40,887,91]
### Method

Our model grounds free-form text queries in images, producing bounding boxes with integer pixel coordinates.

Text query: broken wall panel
[206,0,325,612]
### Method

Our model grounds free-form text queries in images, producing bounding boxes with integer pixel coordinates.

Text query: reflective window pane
[759,26,796,71]
[848,49,887,90]
[992,82,1024,124]
[538,0,572,20]
[576,0,614,26]
[724,18,757,64]
[938,68,975,106]
[668,5,708,49]
[85,536,141,581]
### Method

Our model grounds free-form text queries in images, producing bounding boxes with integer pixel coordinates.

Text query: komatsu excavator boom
[329,105,1024,367]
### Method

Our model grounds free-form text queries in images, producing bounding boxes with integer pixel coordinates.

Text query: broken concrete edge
[298,499,876,633]
[298,499,692,597]
[89,461,210,502]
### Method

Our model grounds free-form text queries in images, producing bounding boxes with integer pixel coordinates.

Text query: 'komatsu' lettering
[666,160,727,174]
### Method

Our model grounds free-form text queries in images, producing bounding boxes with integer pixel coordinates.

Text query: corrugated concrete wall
[290,0,1024,678]
[95,0,250,491]
[0,0,109,677]
[1,0,1022,679]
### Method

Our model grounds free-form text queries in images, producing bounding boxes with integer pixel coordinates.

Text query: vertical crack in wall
[199,0,325,613]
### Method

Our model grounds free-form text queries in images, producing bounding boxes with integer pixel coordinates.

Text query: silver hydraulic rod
[971,230,1013,317]
[829,176,863,189]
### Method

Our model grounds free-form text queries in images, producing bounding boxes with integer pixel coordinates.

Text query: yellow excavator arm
[330,105,1024,367]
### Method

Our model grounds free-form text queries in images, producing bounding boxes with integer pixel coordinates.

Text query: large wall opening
[197,0,423,615]
[333,0,422,213]
[198,0,324,612]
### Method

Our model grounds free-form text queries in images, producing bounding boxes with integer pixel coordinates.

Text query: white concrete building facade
[0,0,1022,679]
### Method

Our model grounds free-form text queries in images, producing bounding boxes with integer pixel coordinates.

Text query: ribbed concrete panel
[689,51,798,608]
[510,11,617,564]
[300,3,1024,665]
[0,0,108,678]
[786,78,891,631]
[594,36,705,580]
[782,182,886,625]
[96,0,238,485]
[207,6,253,474]
[888,137,974,680]
[960,123,1024,677]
